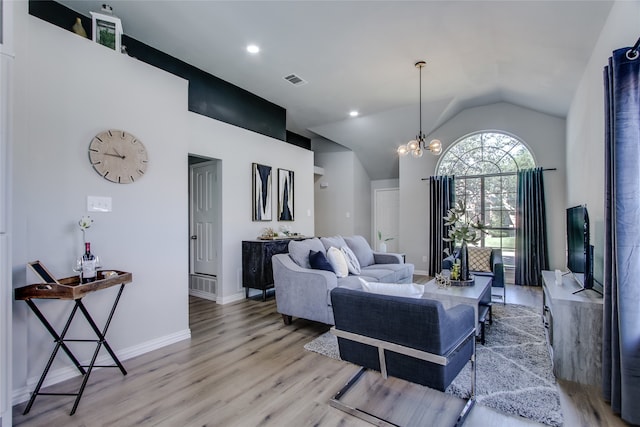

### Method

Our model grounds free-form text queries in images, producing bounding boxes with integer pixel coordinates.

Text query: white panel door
[374,188,399,253]
[190,161,218,276]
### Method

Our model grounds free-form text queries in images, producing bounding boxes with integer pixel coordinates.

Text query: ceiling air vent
[283,73,308,86]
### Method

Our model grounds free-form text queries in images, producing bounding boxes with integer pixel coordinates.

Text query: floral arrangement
[78,215,93,243]
[377,231,394,242]
[442,201,486,249]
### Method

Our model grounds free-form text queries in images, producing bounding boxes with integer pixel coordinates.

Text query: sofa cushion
[327,247,349,278]
[356,268,396,282]
[344,235,375,267]
[309,250,334,273]
[320,235,347,251]
[359,278,425,298]
[341,246,361,275]
[288,238,325,269]
[363,263,414,283]
[468,247,492,272]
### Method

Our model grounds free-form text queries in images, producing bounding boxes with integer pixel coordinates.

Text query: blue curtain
[515,167,549,286]
[428,176,454,276]
[603,46,640,424]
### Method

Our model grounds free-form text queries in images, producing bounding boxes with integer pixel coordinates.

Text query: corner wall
[566,0,640,284]
[11,3,315,403]
[314,149,371,242]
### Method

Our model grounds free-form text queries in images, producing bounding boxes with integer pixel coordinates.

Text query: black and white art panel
[278,168,294,221]
[252,163,272,221]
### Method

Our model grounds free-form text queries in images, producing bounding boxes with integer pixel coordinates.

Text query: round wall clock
[88,129,148,184]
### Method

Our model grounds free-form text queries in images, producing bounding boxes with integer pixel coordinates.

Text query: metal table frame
[15,270,132,415]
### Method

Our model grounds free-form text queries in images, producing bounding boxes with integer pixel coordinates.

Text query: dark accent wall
[286,131,311,150]
[28,0,294,144]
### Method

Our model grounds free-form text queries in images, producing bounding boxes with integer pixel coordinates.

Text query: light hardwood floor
[13,278,628,427]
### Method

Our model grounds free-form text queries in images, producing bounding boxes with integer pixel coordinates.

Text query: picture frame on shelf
[278,168,294,221]
[90,9,122,52]
[252,163,272,221]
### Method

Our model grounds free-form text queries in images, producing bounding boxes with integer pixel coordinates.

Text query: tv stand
[542,270,603,387]
[572,286,603,296]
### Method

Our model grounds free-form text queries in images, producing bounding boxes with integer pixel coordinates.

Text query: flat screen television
[566,205,595,293]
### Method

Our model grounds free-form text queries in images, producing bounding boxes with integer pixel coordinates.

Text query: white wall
[10,4,315,403]
[0,0,14,424]
[400,102,566,274]
[314,151,355,237]
[566,0,640,284]
[352,154,371,241]
[11,8,190,401]
[187,114,314,303]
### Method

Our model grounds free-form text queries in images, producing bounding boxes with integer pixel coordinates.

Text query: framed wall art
[252,163,272,221]
[278,168,294,221]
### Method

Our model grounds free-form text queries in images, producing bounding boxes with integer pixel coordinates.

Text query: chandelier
[397,61,442,157]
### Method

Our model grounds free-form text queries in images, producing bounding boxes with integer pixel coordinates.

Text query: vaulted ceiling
[58,0,614,179]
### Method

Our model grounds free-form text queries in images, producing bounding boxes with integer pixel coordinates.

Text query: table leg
[70,285,127,415]
[23,284,128,416]
[23,300,86,415]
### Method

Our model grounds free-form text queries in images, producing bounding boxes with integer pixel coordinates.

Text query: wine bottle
[82,242,97,283]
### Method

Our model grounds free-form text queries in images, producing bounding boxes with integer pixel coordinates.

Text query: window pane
[437,131,534,277]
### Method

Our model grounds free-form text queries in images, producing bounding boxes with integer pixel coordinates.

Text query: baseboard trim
[414,269,428,276]
[218,291,246,305]
[189,289,217,301]
[12,328,191,405]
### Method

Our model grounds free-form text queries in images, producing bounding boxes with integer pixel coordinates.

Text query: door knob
[191,235,197,240]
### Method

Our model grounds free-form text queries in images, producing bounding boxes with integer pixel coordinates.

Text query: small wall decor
[252,163,272,221]
[90,4,123,52]
[278,168,294,221]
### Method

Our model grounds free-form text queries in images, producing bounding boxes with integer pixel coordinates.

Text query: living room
[1,1,639,426]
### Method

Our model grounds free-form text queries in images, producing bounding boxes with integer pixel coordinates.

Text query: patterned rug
[304,303,563,426]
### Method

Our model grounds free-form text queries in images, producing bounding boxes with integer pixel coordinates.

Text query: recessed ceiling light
[349,110,359,117]
[247,44,260,54]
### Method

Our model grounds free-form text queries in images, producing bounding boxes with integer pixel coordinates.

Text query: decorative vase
[379,242,387,253]
[459,242,470,281]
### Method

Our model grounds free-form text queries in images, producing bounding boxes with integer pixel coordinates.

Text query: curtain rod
[421,167,557,181]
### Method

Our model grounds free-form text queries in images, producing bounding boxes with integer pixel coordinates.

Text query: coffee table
[422,275,492,335]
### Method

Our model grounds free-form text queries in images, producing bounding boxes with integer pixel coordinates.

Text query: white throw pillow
[341,246,361,275]
[359,278,424,298]
[327,247,349,278]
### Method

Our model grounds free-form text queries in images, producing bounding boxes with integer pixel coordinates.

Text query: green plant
[442,201,487,250]
[377,231,394,242]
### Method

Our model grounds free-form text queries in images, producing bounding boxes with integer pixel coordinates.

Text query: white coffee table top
[422,275,492,303]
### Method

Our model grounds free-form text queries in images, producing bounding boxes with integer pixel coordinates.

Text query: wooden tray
[15,270,132,300]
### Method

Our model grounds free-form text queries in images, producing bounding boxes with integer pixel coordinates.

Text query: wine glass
[72,256,83,274]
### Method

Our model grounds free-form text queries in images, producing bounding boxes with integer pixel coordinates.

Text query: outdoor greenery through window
[436,131,536,268]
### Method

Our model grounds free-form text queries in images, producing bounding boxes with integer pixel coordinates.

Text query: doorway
[373,188,399,253]
[188,155,221,301]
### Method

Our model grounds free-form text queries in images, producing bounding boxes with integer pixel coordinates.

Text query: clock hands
[104,149,125,159]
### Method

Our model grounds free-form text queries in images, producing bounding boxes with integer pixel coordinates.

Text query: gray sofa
[272,235,414,325]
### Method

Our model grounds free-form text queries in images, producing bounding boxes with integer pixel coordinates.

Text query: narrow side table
[14,270,133,415]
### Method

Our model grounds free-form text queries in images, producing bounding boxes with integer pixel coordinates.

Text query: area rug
[304,303,563,426]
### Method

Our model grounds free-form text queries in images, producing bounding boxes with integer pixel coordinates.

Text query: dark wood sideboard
[242,239,303,301]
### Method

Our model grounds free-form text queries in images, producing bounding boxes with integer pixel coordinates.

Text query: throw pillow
[326,247,349,278]
[343,235,375,267]
[340,246,361,275]
[288,238,325,269]
[320,235,348,252]
[358,278,424,298]
[309,250,334,273]
[467,247,493,272]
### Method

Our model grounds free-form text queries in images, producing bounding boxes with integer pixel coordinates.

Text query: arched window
[436,131,535,267]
